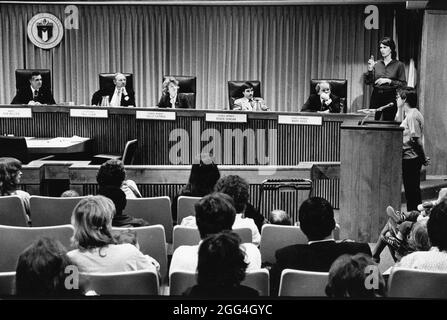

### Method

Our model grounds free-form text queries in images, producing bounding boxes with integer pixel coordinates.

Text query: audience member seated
[270,197,371,295]
[183,231,259,298]
[97,159,142,199]
[301,81,341,113]
[15,237,80,297]
[170,193,261,276]
[113,229,139,250]
[60,189,80,197]
[91,73,136,107]
[172,154,221,223]
[67,195,159,273]
[233,82,269,111]
[157,77,191,109]
[394,202,447,271]
[268,209,292,226]
[325,253,385,298]
[0,157,31,220]
[11,71,56,105]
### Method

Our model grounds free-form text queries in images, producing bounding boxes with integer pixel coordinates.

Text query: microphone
[377,102,394,111]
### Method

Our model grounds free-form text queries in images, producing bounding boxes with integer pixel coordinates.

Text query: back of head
[61,189,80,197]
[71,195,116,250]
[96,159,126,187]
[214,175,249,213]
[197,231,248,287]
[427,202,447,251]
[195,192,236,239]
[269,210,292,226]
[0,157,22,195]
[325,253,385,298]
[15,237,73,297]
[397,86,418,108]
[185,155,221,196]
[98,185,127,215]
[408,220,430,252]
[298,197,335,241]
[113,229,138,247]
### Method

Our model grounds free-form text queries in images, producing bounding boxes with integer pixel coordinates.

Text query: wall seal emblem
[27,13,64,49]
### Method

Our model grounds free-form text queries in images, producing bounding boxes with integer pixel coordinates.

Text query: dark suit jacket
[91,87,136,107]
[301,93,340,113]
[11,87,56,105]
[270,240,372,295]
[157,93,191,109]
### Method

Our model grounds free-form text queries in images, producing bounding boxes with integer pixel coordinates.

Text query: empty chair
[92,139,138,165]
[0,195,29,227]
[169,269,269,296]
[0,136,54,164]
[278,269,329,297]
[228,80,262,110]
[30,196,85,227]
[260,225,308,264]
[112,225,168,284]
[177,196,201,225]
[172,226,253,251]
[121,197,173,243]
[0,272,16,295]
[309,79,348,113]
[0,225,74,272]
[388,267,447,298]
[80,269,159,295]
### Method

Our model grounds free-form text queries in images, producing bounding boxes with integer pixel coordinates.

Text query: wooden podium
[339,122,403,242]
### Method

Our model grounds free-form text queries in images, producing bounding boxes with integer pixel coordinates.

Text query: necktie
[33,90,39,100]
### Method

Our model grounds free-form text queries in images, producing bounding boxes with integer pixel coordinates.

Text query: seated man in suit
[301,81,340,113]
[11,71,56,105]
[157,77,191,109]
[91,73,136,107]
[233,83,269,111]
[169,192,261,276]
[270,196,371,295]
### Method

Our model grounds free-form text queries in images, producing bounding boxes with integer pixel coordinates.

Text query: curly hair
[162,77,179,96]
[427,202,447,251]
[197,231,248,287]
[214,175,249,213]
[0,157,22,195]
[96,159,126,187]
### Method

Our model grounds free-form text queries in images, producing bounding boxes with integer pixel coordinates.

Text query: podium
[339,122,403,242]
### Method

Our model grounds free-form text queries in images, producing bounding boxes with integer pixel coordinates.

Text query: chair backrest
[123,197,173,243]
[30,196,85,227]
[172,226,253,251]
[15,69,51,92]
[99,73,134,92]
[121,139,138,165]
[0,225,74,272]
[388,267,447,298]
[169,269,269,296]
[0,272,16,295]
[310,79,348,113]
[80,269,159,295]
[227,80,262,110]
[0,136,29,164]
[163,75,197,108]
[0,196,29,227]
[278,268,329,297]
[112,225,168,283]
[177,196,201,225]
[260,224,308,264]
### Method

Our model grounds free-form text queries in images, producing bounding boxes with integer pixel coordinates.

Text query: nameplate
[205,113,247,123]
[70,109,108,118]
[278,115,322,126]
[136,111,176,121]
[0,108,32,118]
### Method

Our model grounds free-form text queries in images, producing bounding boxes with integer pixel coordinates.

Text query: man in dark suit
[270,197,371,295]
[301,81,340,113]
[91,73,136,107]
[11,71,56,105]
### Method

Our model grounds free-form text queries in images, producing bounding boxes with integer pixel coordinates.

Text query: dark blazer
[270,240,372,295]
[11,87,56,105]
[91,87,136,107]
[301,93,340,113]
[157,93,191,109]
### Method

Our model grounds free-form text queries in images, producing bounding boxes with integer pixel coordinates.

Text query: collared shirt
[365,59,407,89]
[169,94,177,108]
[307,238,335,245]
[396,247,447,272]
[110,87,123,107]
[31,86,39,99]
[233,97,268,111]
[401,108,424,159]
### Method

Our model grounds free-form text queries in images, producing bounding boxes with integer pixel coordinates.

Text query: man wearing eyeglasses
[233,82,269,111]
[11,72,56,105]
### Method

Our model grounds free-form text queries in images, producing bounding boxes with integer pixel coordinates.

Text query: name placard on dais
[136,111,176,121]
[278,115,322,125]
[205,113,247,123]
[70,109,108,118]
[0,108,32,118]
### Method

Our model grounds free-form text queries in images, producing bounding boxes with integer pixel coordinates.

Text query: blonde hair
[162,77,179,95]
[71,195,116,251]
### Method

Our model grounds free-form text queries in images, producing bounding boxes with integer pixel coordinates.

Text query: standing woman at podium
[365,37,407,121]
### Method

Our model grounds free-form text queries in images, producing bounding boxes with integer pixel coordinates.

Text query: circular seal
[27,13,64,49]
